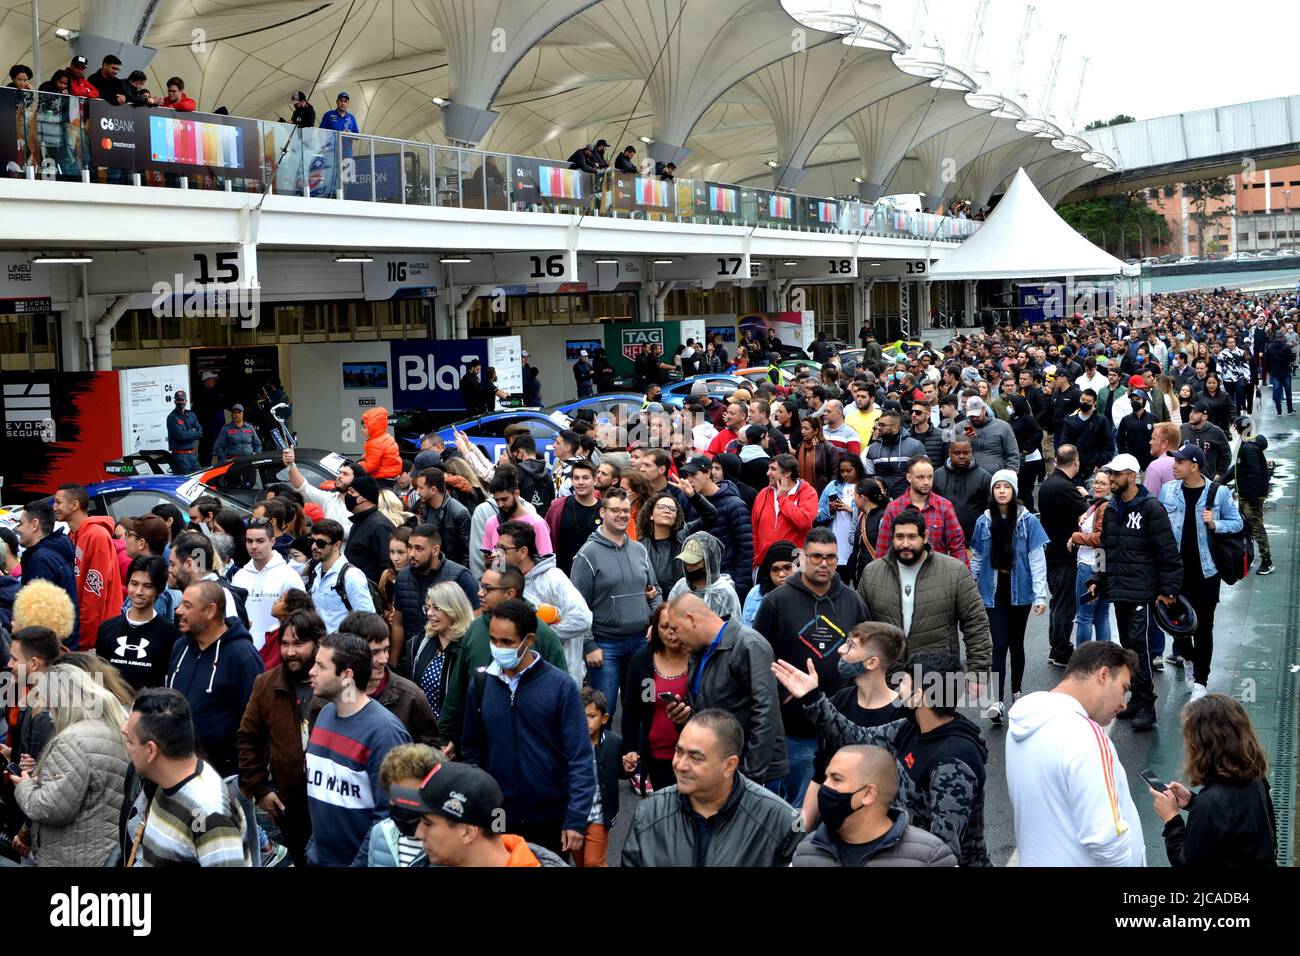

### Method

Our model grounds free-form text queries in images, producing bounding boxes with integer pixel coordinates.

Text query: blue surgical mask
[491,640,530,670]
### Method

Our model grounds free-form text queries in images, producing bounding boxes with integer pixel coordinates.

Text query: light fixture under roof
[783,260,800,266]
[55,27,79,40]
[335,254,373,263]
[638,135,654,144]
[852,176,864,184]
[765,159,780,168]
[439,254,472,263]
[33,253,92,263]
[653,259,674,265]
[870,262,882,267]
[431,96,451,107]
[594,258,619,264]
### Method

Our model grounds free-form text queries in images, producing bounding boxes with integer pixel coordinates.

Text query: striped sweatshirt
[306,698,411,867]
[129,759,251,866]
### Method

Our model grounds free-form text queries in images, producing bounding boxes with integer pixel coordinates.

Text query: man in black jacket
[614,145,638,173]
[931,439,989,544]
[1226,417,1273,575]
[668,593,787,786]
[751,528,869,808]
[1086,454,1182,732]
[622,710,800,867]
[343,475,393,584]
[1059,390,1114,478]
[1116,390,1158,469]
[1046,374,1081,450]
[86,54,127,105]
[1178,401,1231,481]
[1038,445,1090,667]
[413,468,471,566]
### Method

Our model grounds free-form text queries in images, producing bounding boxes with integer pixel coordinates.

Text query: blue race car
[437,410,566,465]
[550,394,644,421]
[84,474,252,521]
[659,374,748,407]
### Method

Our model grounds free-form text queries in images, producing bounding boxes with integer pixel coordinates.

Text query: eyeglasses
[310,538,331,549]
[480,584,511,593]
[804,553,837,564]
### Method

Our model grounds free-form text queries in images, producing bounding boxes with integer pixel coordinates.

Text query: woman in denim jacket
[970,469,1048,724]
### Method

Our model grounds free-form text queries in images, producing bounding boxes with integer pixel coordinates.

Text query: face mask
[816,782,868,834]
[289,559,307,577]
[491,640,529,670]
[343,494,357,513]
[686,566,708,589]
[837,656,869,680]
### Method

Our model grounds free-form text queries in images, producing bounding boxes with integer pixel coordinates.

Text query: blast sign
[390,340,489,412]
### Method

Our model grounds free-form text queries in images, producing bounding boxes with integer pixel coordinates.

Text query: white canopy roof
[929,168,1136,281]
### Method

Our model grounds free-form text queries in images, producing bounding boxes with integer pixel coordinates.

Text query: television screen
[816,200,836,223]
[342,363,389,389]
[539,165,583,199]
[149,115,243,168]
[709,185,737,214]
[768,194,792,219]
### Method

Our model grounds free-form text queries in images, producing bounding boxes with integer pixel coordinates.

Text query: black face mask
[686,566,708,589]
[388,805,422,839]
[816,783,868,834]
[343,494,357,512]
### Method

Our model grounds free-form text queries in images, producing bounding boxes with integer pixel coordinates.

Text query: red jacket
[71,515,124,650]
[751,479,818,567]
[69,76,99,99]
[157,94,197,112]
[357,407,403,480]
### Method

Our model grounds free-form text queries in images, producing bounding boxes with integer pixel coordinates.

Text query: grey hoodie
[523,553,594,683]
[571,529,663,649]
[667,531,741,621]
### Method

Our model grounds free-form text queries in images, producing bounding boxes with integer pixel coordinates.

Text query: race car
[83,474,252,521]
[735,365,797,388]
[198,448,350,506]
[436,410,564,464]
[659,374,749,407]
[550,394,644,423]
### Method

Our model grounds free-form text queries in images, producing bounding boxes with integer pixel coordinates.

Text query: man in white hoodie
[1005,640,1146,866]
[233,518,305,656]
[496,519,593,684]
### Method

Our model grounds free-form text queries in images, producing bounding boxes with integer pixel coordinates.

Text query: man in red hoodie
[751,453,818,569]
[53,484,123,650]
[67,55,98,99]
[156,76,197,112]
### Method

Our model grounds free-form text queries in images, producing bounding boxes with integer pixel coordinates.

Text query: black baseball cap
[678,456,712,477]
[390,762,502,830]
[1172,443,1206,469]
[71,55,88,68]
[1191,400,1210,414]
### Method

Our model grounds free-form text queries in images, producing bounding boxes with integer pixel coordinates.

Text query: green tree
[1058,191,1171,256]
[1084,114,1137,130]
[1182,177,1233,253]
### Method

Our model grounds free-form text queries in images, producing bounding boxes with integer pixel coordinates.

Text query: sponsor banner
[1,252,54,313]
[602,322,682,377]
[0,371,123,500]
[738,311,814,354]
[362,255,438,301]
[390,339,489,412]
[510,156,586,210]
[342,149,403,202]
[88,101,260,182]
[119,365,190,455]
[609,173,675,214]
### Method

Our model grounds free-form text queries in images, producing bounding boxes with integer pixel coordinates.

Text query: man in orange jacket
[358,407,403,481]
[391,761,567,867]
[156,76,197,112]
[751,453,818,569]
[53,484,123,650]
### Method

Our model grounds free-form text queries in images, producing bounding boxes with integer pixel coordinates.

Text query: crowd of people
[0,284,1289,868]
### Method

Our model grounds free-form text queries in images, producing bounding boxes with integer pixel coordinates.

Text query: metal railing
[3,89,979,244]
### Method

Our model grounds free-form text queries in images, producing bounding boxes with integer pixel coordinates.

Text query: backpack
[1206,481,1251,586]
[306,559,385,613]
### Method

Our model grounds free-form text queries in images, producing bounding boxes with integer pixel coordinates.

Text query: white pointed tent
[929,168,1136,280]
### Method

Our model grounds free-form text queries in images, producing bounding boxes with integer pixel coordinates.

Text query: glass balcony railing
[2,88,979,244]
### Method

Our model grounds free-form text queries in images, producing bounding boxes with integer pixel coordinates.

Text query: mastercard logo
[101,137,113,150]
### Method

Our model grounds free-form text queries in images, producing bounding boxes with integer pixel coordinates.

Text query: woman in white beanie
[969,469,1049,723]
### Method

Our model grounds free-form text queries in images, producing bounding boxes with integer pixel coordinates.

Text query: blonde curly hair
[12,579,76,643]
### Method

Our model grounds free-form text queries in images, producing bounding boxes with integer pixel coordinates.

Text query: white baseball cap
[1101,453,1140,474]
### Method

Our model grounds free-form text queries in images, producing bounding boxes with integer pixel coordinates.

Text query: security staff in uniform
[166,390,204,473]
[211,402,262,463]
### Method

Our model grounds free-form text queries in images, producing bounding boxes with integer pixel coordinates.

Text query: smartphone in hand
[1139,769,1168,792]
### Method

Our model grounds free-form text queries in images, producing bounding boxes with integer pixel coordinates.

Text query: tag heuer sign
[621,328,664,362]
